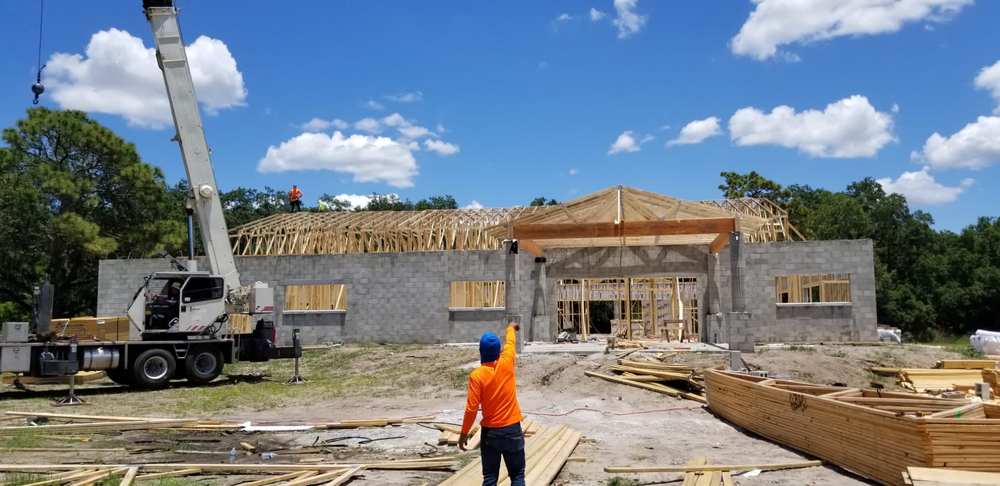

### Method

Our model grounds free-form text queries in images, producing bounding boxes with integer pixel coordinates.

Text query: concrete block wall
[716,239,878,342]
[98,250,537,346]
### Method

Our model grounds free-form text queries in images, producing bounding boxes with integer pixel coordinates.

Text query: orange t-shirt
[289,189,303,201]
[460,326,522,437]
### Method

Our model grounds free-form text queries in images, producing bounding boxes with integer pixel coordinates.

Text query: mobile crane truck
[0,1,302,396]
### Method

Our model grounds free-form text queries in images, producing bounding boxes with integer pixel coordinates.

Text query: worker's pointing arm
[500,322,519,364]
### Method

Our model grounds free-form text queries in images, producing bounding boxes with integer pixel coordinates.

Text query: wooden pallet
[704,370,1000,486]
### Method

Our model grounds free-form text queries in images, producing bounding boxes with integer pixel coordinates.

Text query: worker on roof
[289,185,303,213]
[459,322,525,486]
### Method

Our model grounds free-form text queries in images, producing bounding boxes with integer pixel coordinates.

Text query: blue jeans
[480,422,525,486]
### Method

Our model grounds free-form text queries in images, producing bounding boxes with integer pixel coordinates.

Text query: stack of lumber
[604,457,822,485]
[1,371,105,386]
[869,367,983,394]
[932,360,1000,370]
[436,419,543,449]
[903,466,1000,485]
[982,369,1000,396]
[0,411,436,434]
[704,370,1000,486]
[0,460,460,486]
[440,424,582,486]
[585,358,720,403]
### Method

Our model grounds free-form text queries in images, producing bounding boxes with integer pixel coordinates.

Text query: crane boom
[143,0,239,291]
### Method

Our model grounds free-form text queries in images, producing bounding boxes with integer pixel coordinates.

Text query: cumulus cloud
[354,117,382,134]
[556,13,573,21]
[876,167,973,205]
[300,118,348,132]
[257,132,418,188]
[384,91,423,103]
[918,116,1000,170]
[424,139,460,155]
[975,60,1000,114]
[892,103,900,113]
[463,200,484,210]
[366,100,385,110]
[728,95,896,158]
[731,0,972,61]
[326,194,378,210]
[569,168,580,175]
[44,28,247,129]
[667,117,723,146]
[436,123,446,133]
[608,131,641,154]
[613,0,648,38]
[590,8,607,21]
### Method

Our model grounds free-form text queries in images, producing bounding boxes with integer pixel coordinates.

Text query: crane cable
[32,0,46,104]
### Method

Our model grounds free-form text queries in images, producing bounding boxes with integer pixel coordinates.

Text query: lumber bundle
[932,360,1000,370]
[899,369,983,393]
[436,419,542,448]
[982,369,1000,396]
[903,466,1000,485]
[439,424,582,486]
[704,370,1000,486]
[1,371,105,386]
[1,411,435,434]
[585,358,715,403]
[605,456,820,485]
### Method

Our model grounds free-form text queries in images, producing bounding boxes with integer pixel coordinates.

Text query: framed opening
[450,280,505,309]
[775,274,851,304]
[557,277,699,341]
[285,284,347,311]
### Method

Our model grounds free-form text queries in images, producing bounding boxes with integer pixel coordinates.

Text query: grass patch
[630,455,649,462]
[786,345,816,352]
[0,429,49,450]
[143,479,205,486]
[0,473,46,486]
[826,348,848,358]
[923,334,985,358]
[605,477,640,486]
[446,368,471,390]
[872,349,906,368]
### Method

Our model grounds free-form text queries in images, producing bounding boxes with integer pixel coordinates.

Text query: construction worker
[289,185,303,213]
[459,322,525,486]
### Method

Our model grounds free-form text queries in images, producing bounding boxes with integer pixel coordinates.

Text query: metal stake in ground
[287,328,307,384]
[54,339,87,406]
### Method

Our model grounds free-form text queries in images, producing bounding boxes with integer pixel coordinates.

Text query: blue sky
[2,0,999,231]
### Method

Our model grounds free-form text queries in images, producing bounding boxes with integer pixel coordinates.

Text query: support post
[286,329,307,384]
[729,232,746,313]
[503,240,523,352]
[54,339,86,407]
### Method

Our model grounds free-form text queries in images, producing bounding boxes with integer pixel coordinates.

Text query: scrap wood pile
[0,411,436,434]
[440,424,582,486]
[0,460,455,486]
[705,370,1000,486]
[904,466,1000,485]
[585,356,723,403]
[604,457,822,485]
[436,419,543,449]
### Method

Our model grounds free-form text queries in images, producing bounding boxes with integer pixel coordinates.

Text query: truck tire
[185,345,223,385]
[132,348,176,390]
[106,368,134,386]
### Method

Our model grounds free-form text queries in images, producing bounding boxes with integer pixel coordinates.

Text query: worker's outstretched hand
[458,434,469,451]
[510,322,521,332]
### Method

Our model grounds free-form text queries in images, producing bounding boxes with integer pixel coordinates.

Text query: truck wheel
[106,368,134,386]
[185,346,223,385]
[132,348,176,390]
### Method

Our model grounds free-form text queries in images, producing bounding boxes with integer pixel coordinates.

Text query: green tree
[415,195,458,210]
[718,171,790,202]
[0,108,185,317]
[530,197,560,206]
[222,186,289,227]
[364,193,415,211]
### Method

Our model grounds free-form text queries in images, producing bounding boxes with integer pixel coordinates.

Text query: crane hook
[31,66,45,105]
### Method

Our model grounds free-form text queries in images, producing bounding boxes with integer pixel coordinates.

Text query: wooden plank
[510,218,736,241]
[709,233,730,254]
[323,465,365,486]
[0,462,453,472]
[604,460,823,473]
[0,419,198,435]
[67,467,129,486]
[119,467,139,486]
[134,468,202,482]
[20,470,101,486]
[283,470,338,486]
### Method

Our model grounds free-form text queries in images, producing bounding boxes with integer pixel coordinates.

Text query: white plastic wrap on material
[878,329,901,343]
[970,330,1000,355]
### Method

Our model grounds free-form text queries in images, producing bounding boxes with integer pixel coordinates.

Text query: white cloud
[327,194,376,210]
[300,118,348,132]
[667,117,722,146]
[384,91,423,103]
[608,130,641,154]
[640,135,655,144]
[728,95,896,158]
[590,8,606,21]
[875,166,972,205]
[463,200,484,210]
[424,139,460,155]
[556,13,573,21]
[569,168,580,175]
[399,125,434,139]
[257,132,418,188]
[354,117,382,134]
[974,60,1000,114]
[891,103,900,113]
[919,116,1000,170]
[366,100,385,110]
[45,28,247,129]
[436,123,446,133]
[731,0,972,61]
[613,0,648,38]
[660,125,672,131]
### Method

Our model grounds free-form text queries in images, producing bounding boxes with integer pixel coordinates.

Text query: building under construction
[97,186,877,350]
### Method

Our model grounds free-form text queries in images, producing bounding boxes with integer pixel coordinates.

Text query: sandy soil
[0,344,967,485]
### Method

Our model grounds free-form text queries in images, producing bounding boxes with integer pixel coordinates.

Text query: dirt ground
[0,343,967,485]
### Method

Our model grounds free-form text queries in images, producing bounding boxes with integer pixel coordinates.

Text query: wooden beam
[518,239,544,257]
[709,233,730,254]
[510,218,736,241]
